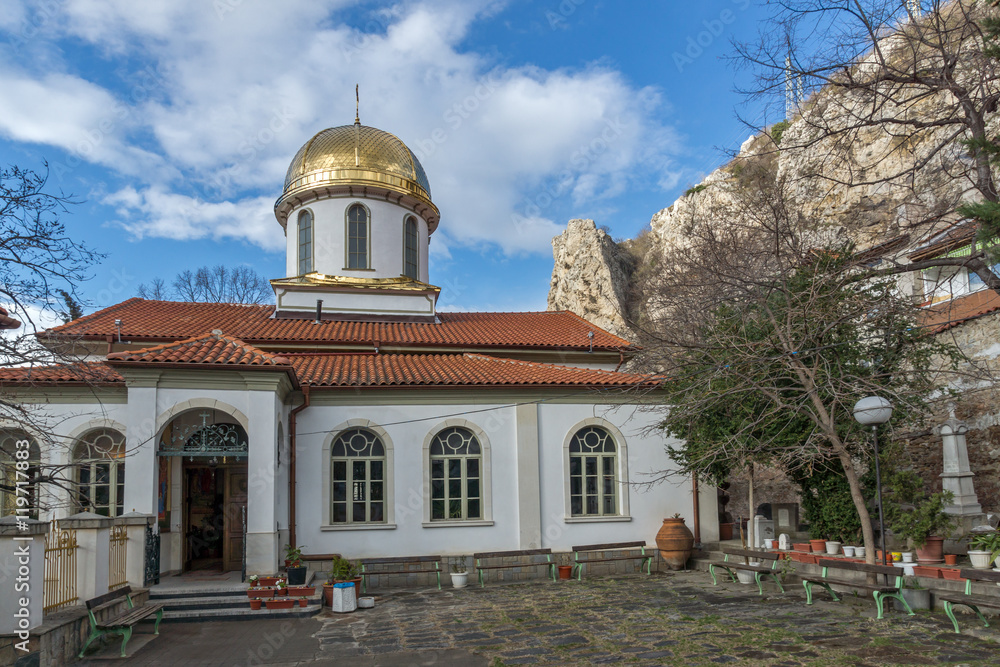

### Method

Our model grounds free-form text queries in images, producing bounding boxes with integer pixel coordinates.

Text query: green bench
[78,586,164,658]
[359,555,442,593]
[708,547,785,596]
[570,541,653,580]
[802,558,912,619]
[939,568,1000,633]
[474,548,555,587]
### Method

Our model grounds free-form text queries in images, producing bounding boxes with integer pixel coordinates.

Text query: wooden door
[223,467,248,571]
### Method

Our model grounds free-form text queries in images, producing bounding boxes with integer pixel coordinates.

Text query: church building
[1,118,714,577]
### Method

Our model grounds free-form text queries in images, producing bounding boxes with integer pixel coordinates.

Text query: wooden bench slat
[97,605,163,629]
[938,593,1000,607]
[86,586,132,610]
[723,548,780,561]
[815,559,899,576]
[958,569,1000,582]
[572,541,645,552]
[474,549,551,558]
[363,556,441,565]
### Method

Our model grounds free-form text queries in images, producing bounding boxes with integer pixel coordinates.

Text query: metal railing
[43,522,79,613]
[108,524,128,590]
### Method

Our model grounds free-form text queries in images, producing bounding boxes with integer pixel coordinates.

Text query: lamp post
[853,396,893,570]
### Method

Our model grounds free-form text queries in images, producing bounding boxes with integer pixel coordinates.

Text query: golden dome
[276,123,439,229]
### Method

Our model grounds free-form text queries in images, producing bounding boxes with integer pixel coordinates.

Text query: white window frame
[297,208,314,275]
[345,202,371,270]
[562,419,631,523]
[422,419,493,527]
[403,215,419,280]
[73,428,126,518]
[321,420,395,531]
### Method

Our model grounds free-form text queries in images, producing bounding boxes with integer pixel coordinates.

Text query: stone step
[162,602,323,622]
[155,593,323,611]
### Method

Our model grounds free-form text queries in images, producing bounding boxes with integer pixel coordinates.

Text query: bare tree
[732,0,1000,289]
[137,265,272,304]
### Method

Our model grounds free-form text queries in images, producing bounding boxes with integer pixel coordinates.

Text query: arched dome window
[346,204,369,269]
[568,426,618,516]
[74,428,126,517]
[331,428,386,524]
[297,209,313,275]
[403,216,418,280]
[429,427,482,521]
[1,430,40,518]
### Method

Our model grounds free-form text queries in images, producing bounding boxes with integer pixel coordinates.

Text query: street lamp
[854,396,893,570]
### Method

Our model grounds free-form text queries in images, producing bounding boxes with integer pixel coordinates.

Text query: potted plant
[265,596,295,610]
[249,598,263,610]
[893,577,930,612]
[555,554,573,581]
[884,471,955,564]
[274,578,287,596]
[450,560,469,588]
[248,574,260,588]
[325,556,362,605]
[824,540,841,555]
[284,544,308,585]
[968,530,1000,569]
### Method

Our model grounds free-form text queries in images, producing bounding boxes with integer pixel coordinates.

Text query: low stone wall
[0,588,152,667]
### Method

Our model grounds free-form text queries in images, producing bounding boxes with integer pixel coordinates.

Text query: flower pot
[842,546,856,557]
[941,568,964,581]
[793,543,811,553]
[809,539,827,553]
[854,546,866,558]
[825,541,841,555]
[893,587,930,612]
[655,517,695,571]
[287,586,315,597]
[944,554,958,565]
[451,571,469,588]
[763,539,774,549]
[968,550,993,569]
[901,552,914,564]
[249,599,262,610]
[286,565,307,586]
[323,583,334,606]
[247,589,275,599]
[257,576,280,587]
[265,598,295,610]
[915,536,944,564]
[911,565,940,579]
[557,565,573,581]
[358,596,375,609]
[298,598,308,607]
[735,568,758,585]
[719,522,734,541]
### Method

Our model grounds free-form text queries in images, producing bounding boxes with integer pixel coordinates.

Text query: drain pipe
[692,472,701,547]
[288,385,311,549]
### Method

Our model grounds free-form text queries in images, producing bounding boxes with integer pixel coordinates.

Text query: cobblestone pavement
[82,570,1000,666]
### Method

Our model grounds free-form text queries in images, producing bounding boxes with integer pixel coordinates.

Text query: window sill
[320,523,396,531]
[341,268,376,272]
[563,515,632,523]
[421,520,495,528]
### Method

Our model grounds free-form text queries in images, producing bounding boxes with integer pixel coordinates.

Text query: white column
[246,390,279,575]
[936,409,983,516]
[123,381,159,516]
[119,513,154,588]
[515,403,542,549]
[0,518,47,636]
[62,512,112,601]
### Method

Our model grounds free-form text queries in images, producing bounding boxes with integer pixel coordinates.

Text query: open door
[224,467,248,572]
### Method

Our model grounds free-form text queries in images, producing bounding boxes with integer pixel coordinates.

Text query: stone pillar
[246,390,279,575]
[936,409,983,517]
[118,512,154,588]
[61,512,113,601]
[515,404,542,549]
[0,517,47,636]
[123,378,159,516]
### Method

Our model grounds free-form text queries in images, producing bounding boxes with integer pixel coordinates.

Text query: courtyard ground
[76,570,1000,666]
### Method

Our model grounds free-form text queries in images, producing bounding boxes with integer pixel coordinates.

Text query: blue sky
[0,0,775,325]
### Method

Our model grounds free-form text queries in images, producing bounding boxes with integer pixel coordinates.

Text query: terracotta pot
[911,565,941,579]
[298,598,308,607]
[915,536,945,564]
[323,583,334,606]
[286,586,315,597]
[941,568,964,581]
[809,539,827,553]
[265,598,295,610]
[258,576,280,587]
[793,543,811,553]
[249,599,262,610]
[944,554,959,565]
[557,565,573,580]
[655,517,695,571]
[719,522,734,541]
[247,589,275,599]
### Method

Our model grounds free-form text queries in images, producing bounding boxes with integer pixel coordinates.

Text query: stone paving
[77,570,1000,666]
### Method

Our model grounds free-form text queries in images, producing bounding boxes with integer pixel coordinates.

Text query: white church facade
[2,119,717,577]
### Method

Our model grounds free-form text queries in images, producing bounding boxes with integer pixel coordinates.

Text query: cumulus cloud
[1,0,682,256]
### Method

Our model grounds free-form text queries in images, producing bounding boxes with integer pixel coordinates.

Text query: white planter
[842,546,856,557]
[855,546,866,558]
[735,569,756,585]
[451,571,469,588]
[763,539,774,549]
[969,550,993,570]
[901,552,914,564]
[825,541,841,555]
[358,596,375,609]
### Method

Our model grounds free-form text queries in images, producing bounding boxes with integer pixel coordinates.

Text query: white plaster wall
[284,198,429,282]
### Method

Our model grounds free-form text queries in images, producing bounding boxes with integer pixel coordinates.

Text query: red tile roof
[288,353,657,388]
[922,290,1000,333]
[0,362,123,385]
[106,332,291,367]
[43,299,632,352]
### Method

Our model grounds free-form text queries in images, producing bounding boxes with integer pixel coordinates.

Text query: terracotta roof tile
[43,299,632,352]
[289,353,657,388]
[922,290,1000,333]
[106,332,291,366]
[0,362,123,385]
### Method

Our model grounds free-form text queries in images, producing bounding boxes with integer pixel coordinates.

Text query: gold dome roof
[277,124,438,229]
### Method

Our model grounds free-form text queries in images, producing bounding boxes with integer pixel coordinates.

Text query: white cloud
[1,0,682,256]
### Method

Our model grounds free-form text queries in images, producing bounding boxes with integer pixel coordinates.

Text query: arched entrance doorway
[159,409,249,572]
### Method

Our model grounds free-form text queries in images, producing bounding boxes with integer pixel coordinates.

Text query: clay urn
[656,516,695,570]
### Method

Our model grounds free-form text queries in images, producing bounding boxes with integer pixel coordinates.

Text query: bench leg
[803,581,838,605]
[154,608,163,635]
[710,564,735,585]
[119,626,133,658]
[944,601,989,633]
[573,563,582,581]
[436,571,441,590]
[78,627,102,659]
[764,573,784,594]
[642,557,652,575]
[754,573,765,596]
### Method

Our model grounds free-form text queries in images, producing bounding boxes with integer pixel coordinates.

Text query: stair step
[158,594,322,611]
[161,603,323,622]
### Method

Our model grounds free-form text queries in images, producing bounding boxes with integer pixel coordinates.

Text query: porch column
[118,512,154,588]
[246,390,279,575]
[0,517,47,636]
[123,377,159,516]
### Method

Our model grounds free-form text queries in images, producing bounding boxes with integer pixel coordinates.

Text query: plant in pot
[325,556,362,605]
[284,543,308,585]
[967,530,1000,569]
[555,554,574,581]
[893,577,930,612]
[884,470,955,565]
[450,559,469,588]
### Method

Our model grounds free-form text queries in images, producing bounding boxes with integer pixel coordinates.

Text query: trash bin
[331,582,357,613]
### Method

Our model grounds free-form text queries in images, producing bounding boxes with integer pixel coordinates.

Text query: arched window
[429,427,482,521]
[297,209,313,275]
[74,428,126,517]
[403,216,419,280]
[331,428,385,523]
[0,430,40,518]
[346,204,369,269]
[568,426,617,516]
